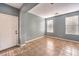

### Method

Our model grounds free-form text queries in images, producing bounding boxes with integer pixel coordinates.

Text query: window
[65,16,79,35]
[47,20,53,33]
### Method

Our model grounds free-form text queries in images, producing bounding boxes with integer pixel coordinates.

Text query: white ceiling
[6,3,23,9]
[6,3,79,18]
[29,3,79,18]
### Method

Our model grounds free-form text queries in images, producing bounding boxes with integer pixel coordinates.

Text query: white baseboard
[46,35,79,44]
[20,35,79,47]
[20,44,26,47]
[25,36,44,43]
[20,36,44,47]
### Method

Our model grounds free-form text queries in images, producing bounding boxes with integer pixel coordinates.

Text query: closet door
[0,13,18,51]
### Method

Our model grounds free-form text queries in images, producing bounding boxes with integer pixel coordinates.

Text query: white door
[0,13,18,51]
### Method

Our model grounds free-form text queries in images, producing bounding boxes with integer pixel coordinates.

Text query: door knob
[15,30,18,34]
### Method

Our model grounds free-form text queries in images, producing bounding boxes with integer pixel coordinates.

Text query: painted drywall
[0,3,19,16]
[46,11,79,41]
[20,3,45,44]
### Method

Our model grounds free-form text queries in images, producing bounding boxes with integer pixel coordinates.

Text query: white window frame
[65,16,79,35]
[47,20,54,33]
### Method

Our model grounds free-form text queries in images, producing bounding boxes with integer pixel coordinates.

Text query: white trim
[20,36,44,47]
[46,35,79,44]
[25,36,44,43]
[20,43,26,47]
[20,35,79,47]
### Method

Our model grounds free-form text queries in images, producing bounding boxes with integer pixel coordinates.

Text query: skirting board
[46,35,79,44]
[20,36,44,47]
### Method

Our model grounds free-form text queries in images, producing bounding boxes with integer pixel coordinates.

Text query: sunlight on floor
[47,40,54,49]
[62,46,78,55]
[46,39,54,55]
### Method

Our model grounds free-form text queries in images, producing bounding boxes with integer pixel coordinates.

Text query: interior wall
[46,11,79,41]
[20,3,45,44]
[0,3,19,16]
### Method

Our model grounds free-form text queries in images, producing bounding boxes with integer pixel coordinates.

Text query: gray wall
[0,3,19,16]
[20,3,45,44]
[46,11,79,41]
